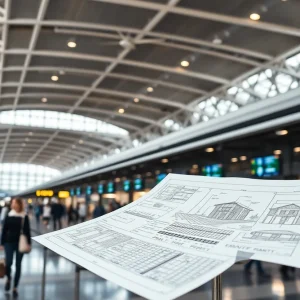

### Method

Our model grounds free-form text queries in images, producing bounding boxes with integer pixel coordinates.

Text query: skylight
[0,110,129,136]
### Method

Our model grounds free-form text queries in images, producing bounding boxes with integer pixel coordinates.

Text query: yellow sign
[58,191,70,199]
[36,190,54,197]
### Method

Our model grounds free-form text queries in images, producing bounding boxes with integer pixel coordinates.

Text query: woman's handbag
[19,217,31,253]
[0,252,5,278]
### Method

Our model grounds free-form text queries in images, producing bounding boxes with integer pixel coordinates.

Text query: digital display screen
[156,173,167,183]
[106,182,115,193]
[251,155,280,177]
[202,164,223,177]
[70,189,74,196]
[134,178,143,191]
[123,180,131,192]
[86,186,92,195]
[98,184,104,195]
[76,187,81,196]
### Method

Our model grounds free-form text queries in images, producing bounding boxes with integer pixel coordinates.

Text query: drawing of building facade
[263,204,300,225]
[247,230,300,242]
[207,202,252,220]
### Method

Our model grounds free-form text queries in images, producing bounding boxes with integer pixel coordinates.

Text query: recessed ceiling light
[192,164,198,169]
[250,13,260,21]
[240,156,247,161]
[59,70,65,75]
[134,98,140,103]
[212,37,223,44]
[51,75,59,81]
[294,147,300,153]
[41,97,47,103]
[25,138,29,142]
[22,143,26,147]
[281,0,288,2]
[161,158,168,163]
[180,60,189,67]
[67,40,77,48]
[276,129,288,136]
[118,108,125,114]
[79,140,84,144]
[205,147,214,153]
[147,87,154,92]
[231,157,238,162]
[274,149,282,155]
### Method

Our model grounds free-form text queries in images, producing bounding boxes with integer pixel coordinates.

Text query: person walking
[93,201,106,219]
[42,202,51,229]
[51,198,64,230]
[78,203,87,223]
[33,203,41,227]
[0,198,31,297]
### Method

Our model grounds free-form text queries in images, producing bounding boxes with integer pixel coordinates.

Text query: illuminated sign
[86,186,92,195]
[98,184,104,194]
[76,187,81,196]
[106,182,115,193]
[70,188,75,196]
[36,190,54,197]
[123,180,131,192]
[58,191,70,198]
[156,173,167,183]
[134,178,143,191]
[202,164,223,177]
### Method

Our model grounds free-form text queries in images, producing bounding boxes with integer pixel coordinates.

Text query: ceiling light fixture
[51,75,59,81]
[79,140,84,144]
[205,147,214,153]
[67,40,77,48]
[134,98,139,103]
[41,97,47,103]
[212,37,222,44]
[192,164,198,169]
[276,129,288,136]
[231,157,238,163]
[161,158,169,163]
[250,13,261,21]
[294,147,300,153]
[22,143,26,147]
[180,60,189,67]
[25,138,29,142]
[274,149,282,155]
[118,108,125,114]
[147,87,154,93]
[59,70,65,75]
[240,156,247,161]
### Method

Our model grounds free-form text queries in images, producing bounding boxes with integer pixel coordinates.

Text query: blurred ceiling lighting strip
[276,129,288,135]
[274,150,282,155]
[205,147,214,152]
[250,13,261,21]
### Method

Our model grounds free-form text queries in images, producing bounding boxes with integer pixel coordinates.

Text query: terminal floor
[0,219,299,300]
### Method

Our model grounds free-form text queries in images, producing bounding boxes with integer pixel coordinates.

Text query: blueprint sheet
[34,174,300,300]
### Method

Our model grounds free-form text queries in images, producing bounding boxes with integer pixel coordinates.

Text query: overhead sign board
[36,190,54,197]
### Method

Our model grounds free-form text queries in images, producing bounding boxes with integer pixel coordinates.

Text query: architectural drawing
[154,184,198,204]
[207,202,253,220]
[247,230,300,242]
[263,204,300,225]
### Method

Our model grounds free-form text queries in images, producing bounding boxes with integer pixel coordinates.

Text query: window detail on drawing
[263,204,300,225]
[207,202,253,220]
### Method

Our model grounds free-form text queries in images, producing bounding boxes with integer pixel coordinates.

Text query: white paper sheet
[33,174,300,299]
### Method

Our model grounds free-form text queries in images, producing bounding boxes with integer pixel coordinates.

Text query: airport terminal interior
[0,0,300,299]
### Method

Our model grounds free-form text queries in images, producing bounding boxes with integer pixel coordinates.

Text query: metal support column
[75,265,81,300]
[212,275,222,300]
[41,247,47,300]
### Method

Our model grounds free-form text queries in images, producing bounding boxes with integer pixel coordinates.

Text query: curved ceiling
[0,0,300,173]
